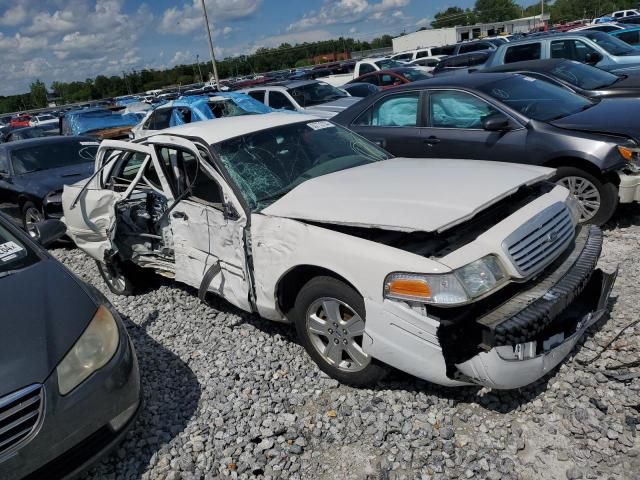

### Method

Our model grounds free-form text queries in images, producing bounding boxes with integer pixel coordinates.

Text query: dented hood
[263,158,554,233]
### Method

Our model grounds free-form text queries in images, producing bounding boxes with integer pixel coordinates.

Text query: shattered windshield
[288,82,348,107]
[11,141,98,175]
[211,120,391,210]
[0,223,39,276]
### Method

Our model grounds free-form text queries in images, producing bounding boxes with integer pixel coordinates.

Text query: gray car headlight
[57,305,120,395]
[384,255,507,306]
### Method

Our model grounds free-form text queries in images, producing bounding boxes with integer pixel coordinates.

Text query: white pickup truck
[321,57,416,86]
[62,113,616,389]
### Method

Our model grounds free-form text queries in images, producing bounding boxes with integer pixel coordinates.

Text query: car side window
[361,75,380,86]
[380,74,398,87]
[416,50,429,58]
[459,42,489,54]
[550,39,596,62]
[429,90,499,129]
[169,147,223,205]
[108,151,153,192]
[359,63,376,75]
[0,149,9,175]
[148,109,172,130]
[269,91,295,110]
[504,43,542,63]
[353,92,419,127]
[247,90,265,103]
[616,30,640,44]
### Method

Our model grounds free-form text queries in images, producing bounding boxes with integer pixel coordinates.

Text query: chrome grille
[503,203,575,276]
[0,384,44,461]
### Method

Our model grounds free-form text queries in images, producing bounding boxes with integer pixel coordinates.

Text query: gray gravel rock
[50,205,640,480]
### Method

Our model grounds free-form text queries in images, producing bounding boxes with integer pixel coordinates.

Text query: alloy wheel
[305,297,370,372]
[101,263,127,291]
[23,207,43,237]
[557,176,601,222]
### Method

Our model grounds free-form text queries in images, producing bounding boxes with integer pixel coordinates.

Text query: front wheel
[293,276,387,387]
[96,260,140,296]
[21,201,43,237]
[553,167,618,226]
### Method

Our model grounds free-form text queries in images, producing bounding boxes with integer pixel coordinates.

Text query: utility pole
[200,0,219,87]
[122,70,131,95]
[196,54,203,83]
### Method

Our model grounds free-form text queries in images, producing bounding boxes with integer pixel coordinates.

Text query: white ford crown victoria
[62,113,616,389]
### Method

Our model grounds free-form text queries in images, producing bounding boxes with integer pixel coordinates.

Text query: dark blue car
[0,213,141,479]
[0,136,98,234]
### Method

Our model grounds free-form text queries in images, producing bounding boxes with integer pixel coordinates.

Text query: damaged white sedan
[62,113,617,389]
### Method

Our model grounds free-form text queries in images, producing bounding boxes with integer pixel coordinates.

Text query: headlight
[384,255,507,306]
[565,192,582,224]
[57,305,120,395]
[617,144,640,169]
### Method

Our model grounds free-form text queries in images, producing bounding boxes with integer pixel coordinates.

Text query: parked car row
[4,27,640,478]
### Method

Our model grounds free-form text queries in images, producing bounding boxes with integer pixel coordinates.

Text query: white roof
[158,112,319,144]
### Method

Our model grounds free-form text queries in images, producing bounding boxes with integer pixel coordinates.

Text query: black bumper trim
[479,226,603,347]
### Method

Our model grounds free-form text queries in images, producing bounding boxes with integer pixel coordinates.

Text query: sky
[0,0,476,96]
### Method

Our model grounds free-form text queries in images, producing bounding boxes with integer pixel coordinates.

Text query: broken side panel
[62,182,121,261]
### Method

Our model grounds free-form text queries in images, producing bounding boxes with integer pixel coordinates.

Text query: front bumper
[618,171,640,203]
[454,226,617,389]
[0,313,141,480]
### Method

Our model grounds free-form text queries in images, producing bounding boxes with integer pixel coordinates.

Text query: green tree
[30,79,48,108]
[432,6,477,28]
[475,0,520,22]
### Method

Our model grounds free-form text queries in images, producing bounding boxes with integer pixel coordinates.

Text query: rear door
[144,135,252,311]
[349,90,424,156]
[62,140,163,261]
[420,89,528,162]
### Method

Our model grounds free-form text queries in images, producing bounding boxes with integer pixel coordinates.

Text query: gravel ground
[51,205,640,480]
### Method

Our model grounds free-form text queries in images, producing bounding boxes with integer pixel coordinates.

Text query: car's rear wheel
[96,260,142,296]
[21,202,43,237]
[293,276,387,386]
[553,167,618,226]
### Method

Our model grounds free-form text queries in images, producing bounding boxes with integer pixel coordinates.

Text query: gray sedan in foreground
[0,214,141,479]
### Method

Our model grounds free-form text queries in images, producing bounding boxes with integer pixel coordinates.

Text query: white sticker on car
[80,142,100,146]
[523,76,536,82]
[307,121,335,130]
[0,241,24,262]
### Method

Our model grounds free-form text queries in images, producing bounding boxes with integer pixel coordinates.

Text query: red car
[10,114,31,128]
[347,67,431,90]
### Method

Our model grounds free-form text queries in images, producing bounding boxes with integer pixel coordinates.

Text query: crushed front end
[437,226,616,389]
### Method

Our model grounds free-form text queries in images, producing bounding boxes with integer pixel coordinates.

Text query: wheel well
[276,265,362,318]
[544,157,606,181]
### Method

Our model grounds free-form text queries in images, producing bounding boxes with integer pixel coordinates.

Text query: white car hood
[263,158,554,233]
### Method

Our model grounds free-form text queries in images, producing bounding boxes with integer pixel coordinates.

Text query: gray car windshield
[550,61,619,89]
[211,120,391,210]
[0,223,38,276]
[11,141,98,175]
[288,83,348,107]
[478,75,593,121]
[586,32,635,55]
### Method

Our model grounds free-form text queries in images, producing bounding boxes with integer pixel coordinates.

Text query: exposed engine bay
[112,189,175,273]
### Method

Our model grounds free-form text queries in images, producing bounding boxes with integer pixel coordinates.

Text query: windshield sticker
[80,141,99,146]
[0,241,24,262]
[523,76,536,82]
[307,121,335,130]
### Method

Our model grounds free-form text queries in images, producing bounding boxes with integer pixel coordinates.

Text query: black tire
[292,276,387,387]
[552,166,618,226]
[96,259,141,296]
[21,201,43,236]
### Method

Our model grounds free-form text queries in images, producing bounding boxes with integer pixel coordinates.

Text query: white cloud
[287,0,410,31]
[159,0,261,35]
[415,17,430,27]
[25,10,76,35]
[0,4,28,26]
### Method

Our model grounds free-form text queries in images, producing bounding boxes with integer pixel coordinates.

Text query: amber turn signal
[385,277,432,299]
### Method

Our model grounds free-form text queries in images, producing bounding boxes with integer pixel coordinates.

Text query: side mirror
[482,113,513,131]
[30,219,67,247]
[585,52,603,65]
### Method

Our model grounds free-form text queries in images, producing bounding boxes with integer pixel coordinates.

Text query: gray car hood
[0,259,97,396]
[263,158,554,233]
